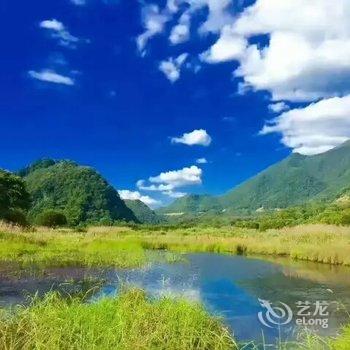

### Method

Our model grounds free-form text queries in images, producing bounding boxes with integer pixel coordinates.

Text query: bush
[340,210,350,225]
[3,209,29,227]
[0,170,30,222]
[36,210,67,228]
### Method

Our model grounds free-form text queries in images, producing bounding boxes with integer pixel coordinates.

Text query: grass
[116,224,350,266]
[1,223,350,270]
[0,289,236,350]
[1,223,350,349]
[0,224,184,271]
[1,289,350,350]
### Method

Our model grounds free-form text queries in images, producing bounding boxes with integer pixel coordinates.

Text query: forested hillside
[161,140,350,215]
[22,159,137,225]
[124,199,164,224]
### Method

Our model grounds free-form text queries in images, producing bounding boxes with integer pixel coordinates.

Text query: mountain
[22,159,138,225]
[161,140,350,215]
[124,199,164,224]
[157,194,222,215]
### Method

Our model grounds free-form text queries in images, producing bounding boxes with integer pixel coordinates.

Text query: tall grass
[1,224,350,349]
[0,230,147,269]
[1,288,349,350]
[0,289,236,350]
[124,224,350,266]
[1,224,350,269]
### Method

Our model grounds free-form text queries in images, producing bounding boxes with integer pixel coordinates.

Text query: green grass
[0,289,236,350]
[1,223,350,270]
[1,224,350,349]
[1,289,350,350]
[329,324,350,349]
[0,230,146,269]
[122,224,350,266]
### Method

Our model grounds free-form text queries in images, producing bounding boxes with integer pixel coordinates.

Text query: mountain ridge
[160,140,350,215]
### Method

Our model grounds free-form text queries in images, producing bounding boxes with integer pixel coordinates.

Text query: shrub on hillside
[36,210,67,228]
[3,209,29,227]
[0,170,30,225]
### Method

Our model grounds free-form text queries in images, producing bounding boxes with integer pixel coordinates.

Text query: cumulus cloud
[138,0,234,51]
[171,129,211,146]
[149,165,202,187]
[200,25,247,63]
[196,158,208,164]
[162,190,187,198]
[137,1,350,156]
[169,20,190,45]
[198,0,234,34]
[118,190,160,207]
[159,53,188,82]
[268,102,289,113]
[260,95,350,155]
[137,165,202,199]
[206,0,350,102]
[28,70,75,85]
[40,19,81,49]
[136,4,170,53]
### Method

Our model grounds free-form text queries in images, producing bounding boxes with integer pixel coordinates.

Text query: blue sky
[1,0,350,207]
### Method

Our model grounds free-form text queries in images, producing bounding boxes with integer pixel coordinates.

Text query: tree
[0,170,30,224]
[35,210,67,227]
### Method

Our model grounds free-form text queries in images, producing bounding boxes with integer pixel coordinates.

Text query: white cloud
[39,19,80,49]
[169,11,191,44]
[171,129,211,146]
[137,4,170,53]
[268,102,289,113]
[137,165,202,199]
[137,180,174,192]
[118,190,160,207]
[162,190,187,198]
[149,165,202,188]
[196,158,208,164]
[260,95,350,155]
[28,70,75,86]
[200,25,247,63]
[138,0,234,51]
[40,19,64,31]
[197,0,234,34]
[231,0,350,102]
[137,1,350,156]
[170,23,190,45]
[159,53,188,82]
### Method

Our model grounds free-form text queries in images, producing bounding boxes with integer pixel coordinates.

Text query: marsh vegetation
[1,222,350,349]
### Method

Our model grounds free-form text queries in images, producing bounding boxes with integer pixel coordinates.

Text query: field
[1,223,349,269]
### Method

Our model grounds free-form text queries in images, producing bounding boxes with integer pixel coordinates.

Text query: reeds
[0,289,236,350]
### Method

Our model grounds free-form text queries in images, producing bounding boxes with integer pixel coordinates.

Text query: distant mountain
[161,140,350,215]
[124,199,164,224]
[157,194,222,215]
[22,159,138,225]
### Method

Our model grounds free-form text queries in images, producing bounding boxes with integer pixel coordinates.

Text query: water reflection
[1,253,350,345]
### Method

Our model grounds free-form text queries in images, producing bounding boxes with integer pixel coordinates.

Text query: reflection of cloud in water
[144,276,202,302]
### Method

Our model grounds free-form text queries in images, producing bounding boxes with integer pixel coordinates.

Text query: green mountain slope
[124,199,164,224]
[22,159,138,225]
[158,194,222,215]
[162,140,350,214]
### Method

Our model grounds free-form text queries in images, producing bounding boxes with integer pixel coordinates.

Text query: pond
[1,253,350,346]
